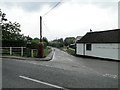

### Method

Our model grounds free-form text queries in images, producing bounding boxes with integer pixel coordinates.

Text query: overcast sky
[0,0,119,41]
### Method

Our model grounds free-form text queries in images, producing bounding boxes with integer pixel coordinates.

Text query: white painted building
[76,29,120,60]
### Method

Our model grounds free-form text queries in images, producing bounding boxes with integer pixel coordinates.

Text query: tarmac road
[2,48,118,89]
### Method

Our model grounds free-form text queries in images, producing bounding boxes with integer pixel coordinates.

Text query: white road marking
[19,75,68,89]
[102,74,118,78]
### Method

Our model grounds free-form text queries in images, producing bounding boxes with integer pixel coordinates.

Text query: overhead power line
[42,0,62,17]
[43,20,50,33]
[43,20,57,39]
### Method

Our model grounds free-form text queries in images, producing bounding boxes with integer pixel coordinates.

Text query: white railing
[0,47,26,56]
[1,47,38,57]
[31,49,37,57]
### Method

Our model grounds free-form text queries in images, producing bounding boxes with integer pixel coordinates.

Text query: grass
[2,49,10,55]
[2,47,52,58]
[29,47,52,58]
[60,46,75,56]
[44,47,52,57]
[66,48,75,56]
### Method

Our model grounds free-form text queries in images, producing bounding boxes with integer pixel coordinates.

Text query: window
[86,44,92,51]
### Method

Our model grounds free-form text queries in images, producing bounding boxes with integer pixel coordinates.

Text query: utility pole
[40,16,42,42]
[37,16,44,58]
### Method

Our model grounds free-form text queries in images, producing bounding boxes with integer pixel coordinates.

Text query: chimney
[90,29,92,32]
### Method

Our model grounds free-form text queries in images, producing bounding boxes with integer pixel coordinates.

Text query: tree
[64,37,75,46]
[34,37,39,41]
[1,9,27,47]
[43,37,48,45]
[0,9,7,41]
[30,37,39,49]
[0,9,7,23]
[48,38,64,48]
[42,37,48,48]
[2,21,22,41]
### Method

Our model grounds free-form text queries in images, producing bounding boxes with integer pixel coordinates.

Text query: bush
[2,40,26,47]
[66,48,75,56]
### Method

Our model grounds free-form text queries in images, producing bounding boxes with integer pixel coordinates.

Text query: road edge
[1,48,55,61]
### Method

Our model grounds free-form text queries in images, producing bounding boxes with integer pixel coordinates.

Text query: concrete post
[31,49,34,57]
[10,47,12,55]
[21,47,23,56]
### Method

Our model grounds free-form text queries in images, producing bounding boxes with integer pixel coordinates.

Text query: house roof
[75,36,82,42]
[77,29,120,43]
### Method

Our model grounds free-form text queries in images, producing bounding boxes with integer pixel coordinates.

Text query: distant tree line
[48,38,64,48]
[48,37,75,49]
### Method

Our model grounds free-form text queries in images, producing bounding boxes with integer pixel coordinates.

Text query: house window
[86,44,92,51]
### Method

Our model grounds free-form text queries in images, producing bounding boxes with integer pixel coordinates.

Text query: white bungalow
[76,29,120,60]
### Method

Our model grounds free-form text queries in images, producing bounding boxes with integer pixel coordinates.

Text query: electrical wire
[41,0,65,40]
[43,20,57,39]
[42,0,62,17]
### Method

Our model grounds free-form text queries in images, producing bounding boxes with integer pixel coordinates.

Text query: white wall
[85,44,119,60]
[76,44,84,55]
[76,43,119,60]
[118,44,120,60]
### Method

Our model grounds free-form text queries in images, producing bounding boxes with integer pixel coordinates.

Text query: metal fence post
[21,47,23,56]
[10,47,12,55]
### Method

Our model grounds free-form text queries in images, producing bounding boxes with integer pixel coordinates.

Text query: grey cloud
[0,0,61,2]
[92,2,118,9]
[2,2,58,12]
[69,0,118,9]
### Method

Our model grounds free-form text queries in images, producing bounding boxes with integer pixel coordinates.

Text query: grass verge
[2,47,52,58]
[66,48,75,56]
[44,47,52,57]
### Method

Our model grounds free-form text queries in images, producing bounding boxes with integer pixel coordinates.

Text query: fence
[0,47,37,57]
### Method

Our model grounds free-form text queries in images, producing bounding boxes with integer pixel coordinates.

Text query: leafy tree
[64,37,75,46]
[0,9,7,23]
[43,37,48,46]
[30,37,49,49]
[2,21,22,41]
[1,9,27,47]
[30,37,39,49]
[48,38,64,48]
[0,9,7,41]
[34,37,39,41]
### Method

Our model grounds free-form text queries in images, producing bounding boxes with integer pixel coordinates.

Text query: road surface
[2,48,118,89]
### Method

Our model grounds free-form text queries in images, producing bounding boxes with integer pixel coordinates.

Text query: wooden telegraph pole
[40,16,42,42]
[37,16,44,58]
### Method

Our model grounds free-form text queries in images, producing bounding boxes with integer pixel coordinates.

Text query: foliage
[28,47,51,58]
[31,38,39,49]
[2,22,21,40]
[43,37,48,46]
[49,38,64,48]
[1,9,51,58]
[2,22,27,47]
[64,37,75,46]
[44,47,52,57]
[1,9,27,47]
[66,48,75,56]
[30,37,48,49]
